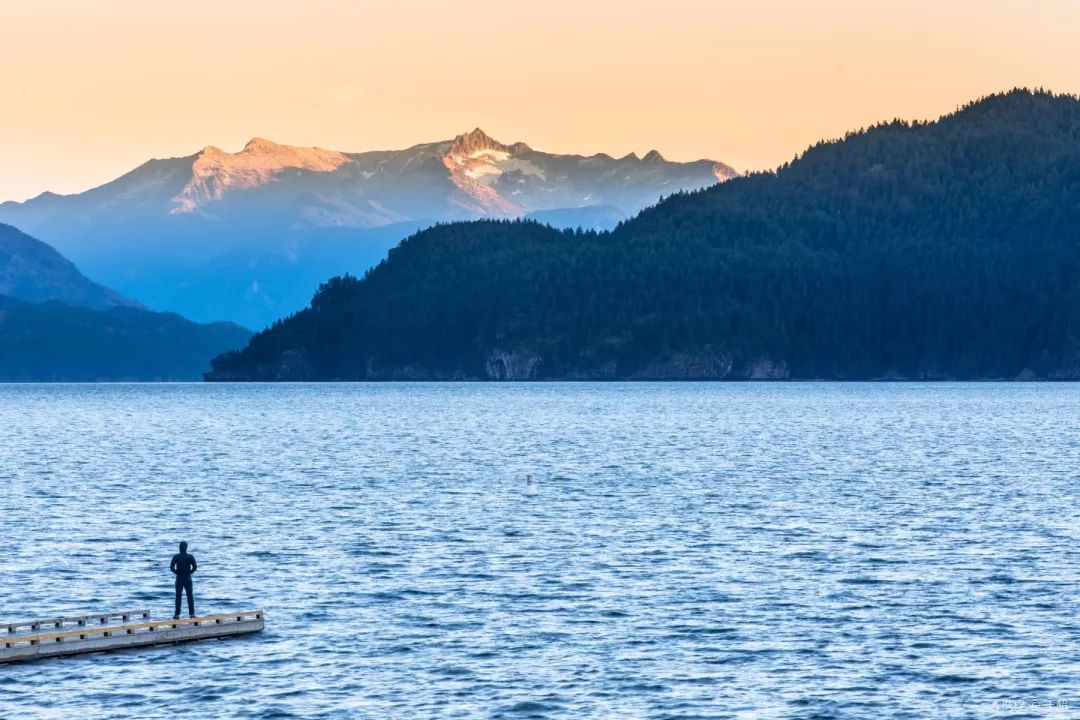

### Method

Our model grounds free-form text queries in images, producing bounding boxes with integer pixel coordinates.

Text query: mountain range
[0,223,250,380]
[0,129,736,329]
[206,89,1080,382]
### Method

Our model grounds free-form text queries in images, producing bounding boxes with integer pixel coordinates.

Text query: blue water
[1,383,1079,719]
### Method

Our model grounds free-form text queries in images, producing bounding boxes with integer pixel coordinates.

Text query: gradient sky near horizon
[2,0,1078,201]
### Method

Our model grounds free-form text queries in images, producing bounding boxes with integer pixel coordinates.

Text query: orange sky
[2,0,1078,201]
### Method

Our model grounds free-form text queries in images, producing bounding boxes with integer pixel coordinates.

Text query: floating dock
[1,608,263,664]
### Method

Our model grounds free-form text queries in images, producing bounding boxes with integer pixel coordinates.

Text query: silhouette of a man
[170,541,198,619]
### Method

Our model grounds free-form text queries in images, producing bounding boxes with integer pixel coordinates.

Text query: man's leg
[185,578,195,617]
[174,579,182,619]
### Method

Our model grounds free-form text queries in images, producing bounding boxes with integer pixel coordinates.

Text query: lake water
[1,383,1078,719]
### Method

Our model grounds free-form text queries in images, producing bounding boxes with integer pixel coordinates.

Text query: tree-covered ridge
[207,89,1080,381]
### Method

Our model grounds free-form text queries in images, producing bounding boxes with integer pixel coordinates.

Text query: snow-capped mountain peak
[172,139,350,213]
[159,129,736,218]
[449,128,524,158]
[440,129,542,214]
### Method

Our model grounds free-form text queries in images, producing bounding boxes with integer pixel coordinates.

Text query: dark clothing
[175,577,194,618]
[170,551,198,617]
[170,552,197,579]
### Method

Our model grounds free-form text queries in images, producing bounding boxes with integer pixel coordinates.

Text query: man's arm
[190,556,197,574]
[170,555,178,575]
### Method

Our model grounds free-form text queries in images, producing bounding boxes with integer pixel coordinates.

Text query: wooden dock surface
[0,610,263,664]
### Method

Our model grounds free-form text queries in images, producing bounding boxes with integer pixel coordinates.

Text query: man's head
[179,541,188,553]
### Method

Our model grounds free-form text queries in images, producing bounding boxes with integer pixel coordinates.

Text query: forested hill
[207,89,1080,381]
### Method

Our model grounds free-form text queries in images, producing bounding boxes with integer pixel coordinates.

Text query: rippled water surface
[2,383,1079,719]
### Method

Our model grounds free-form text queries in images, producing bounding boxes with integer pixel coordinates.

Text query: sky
[2,0,1078,201]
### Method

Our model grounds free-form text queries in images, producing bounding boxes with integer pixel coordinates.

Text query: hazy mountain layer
[0,224,250,380]
[0,295,251,381]
[0,223,133,309]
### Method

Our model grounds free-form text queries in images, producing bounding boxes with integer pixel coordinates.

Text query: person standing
[170,541,198,619]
